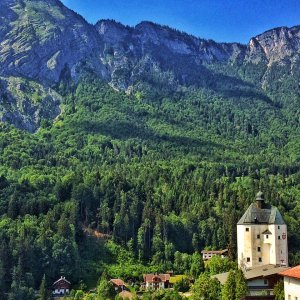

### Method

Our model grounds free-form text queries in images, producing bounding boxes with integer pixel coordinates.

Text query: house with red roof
[280,265,300,300]
[143,273,170,290]
[110,279,127,292]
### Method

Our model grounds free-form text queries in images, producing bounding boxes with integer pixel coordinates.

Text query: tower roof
[256,191,264,201]
[237,193,285,225]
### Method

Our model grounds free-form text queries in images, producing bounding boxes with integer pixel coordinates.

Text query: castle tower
[237,191,288,269]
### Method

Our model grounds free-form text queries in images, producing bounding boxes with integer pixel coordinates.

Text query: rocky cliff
[0,0,108,84]
[0,0,299,131]
[0,76,62,132]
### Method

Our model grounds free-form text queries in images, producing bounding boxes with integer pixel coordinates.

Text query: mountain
[0,0,298,135]
[0,0,108,84]
[0,76,62,131]
[246,26,300,65]
[0,0,299,95]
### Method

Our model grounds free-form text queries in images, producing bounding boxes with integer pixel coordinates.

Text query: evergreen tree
[273,280,284,300]
[38,274,47,300]
[222,270,236,300]
[96,276,116,300]
[235,269,248,300]
[192,273,221,300]
[190,252,204,279]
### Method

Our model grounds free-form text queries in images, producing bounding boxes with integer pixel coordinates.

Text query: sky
[61,0,300,43]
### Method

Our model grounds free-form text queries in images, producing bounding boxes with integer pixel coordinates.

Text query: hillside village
[50,192,300,300]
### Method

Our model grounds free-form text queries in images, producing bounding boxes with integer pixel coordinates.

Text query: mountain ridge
[0,0,299,131]
[0,0,299,83]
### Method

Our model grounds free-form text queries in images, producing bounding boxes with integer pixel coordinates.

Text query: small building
[110,279,127,292]
[279,265,300,300]
[214,264,289,296]
[201,249,228,260]
[52,276,71,296]
[143,273,170,290]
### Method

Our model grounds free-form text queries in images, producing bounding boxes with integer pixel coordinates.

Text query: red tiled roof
[279,266,300,279]
[143,274,170,283]
[110,279,125,286]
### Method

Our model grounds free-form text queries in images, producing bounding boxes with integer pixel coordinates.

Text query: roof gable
[280,265,300,279]
[110,279,126,286]
[53,276,71,286]
[143,274,170,283]
[237,203,285,225]
[201,249,228,254]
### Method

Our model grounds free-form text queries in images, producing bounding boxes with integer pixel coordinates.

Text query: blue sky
[61,0,300,43]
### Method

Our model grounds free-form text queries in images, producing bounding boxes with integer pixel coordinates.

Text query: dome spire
[256,191,264,208]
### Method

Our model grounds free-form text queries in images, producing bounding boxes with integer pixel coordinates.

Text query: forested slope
[0,74,299,298]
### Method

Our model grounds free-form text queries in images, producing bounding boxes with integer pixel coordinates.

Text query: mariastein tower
[237,191,288,269]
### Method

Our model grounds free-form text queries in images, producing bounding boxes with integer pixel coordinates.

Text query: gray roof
[237,203,285,225]
[213,264,290,285]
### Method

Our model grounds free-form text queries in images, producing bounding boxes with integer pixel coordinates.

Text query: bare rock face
[258,26,299,62]
[246,26,300,65]
[0,0,108,84]
[0,76,62,132]
[0,0,299,131]
[244,26,300,89]
[95,20,247,90]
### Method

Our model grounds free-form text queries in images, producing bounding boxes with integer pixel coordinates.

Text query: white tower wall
[237,223,288,269]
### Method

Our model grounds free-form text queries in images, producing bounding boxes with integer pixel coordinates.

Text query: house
[143,273,170,290]
[110,279,127,292]
[279,265,300,300]
[201,249,228,260]
[52,276,71,296]
[214,264,289,296]
[237,191,288,269]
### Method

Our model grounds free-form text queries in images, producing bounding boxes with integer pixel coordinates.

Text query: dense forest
[0,55,299,299]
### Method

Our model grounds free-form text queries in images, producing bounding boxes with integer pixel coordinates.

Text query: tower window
[257,234,260,239]
[278,236,281,240]
[266,235,269,239]
[259,257,262,262]
[257,247,261,252]
[278,226,280,229]
[246,228,249,232]
[247,257,250,262]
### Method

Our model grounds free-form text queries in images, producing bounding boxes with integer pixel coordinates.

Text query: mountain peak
[0,0,108,84]
[248,24,300,63]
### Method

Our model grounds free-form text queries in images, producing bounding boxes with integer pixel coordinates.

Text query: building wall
[284,277,300,300]
[53,288,69,295]
[247,278,269,287]
[145,282,166,290]
[238,224,268,268]
[202,253,226,260]
[237,224,288,269]
[269,224,288,266]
